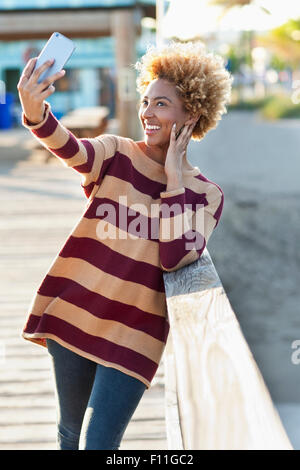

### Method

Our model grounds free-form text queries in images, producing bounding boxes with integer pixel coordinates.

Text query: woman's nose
[142,104,154,119]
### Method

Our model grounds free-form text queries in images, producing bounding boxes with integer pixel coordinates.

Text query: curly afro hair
[134,40,233,141]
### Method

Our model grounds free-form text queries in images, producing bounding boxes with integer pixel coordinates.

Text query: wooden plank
[163,247,293,450]
[164,331,183,450]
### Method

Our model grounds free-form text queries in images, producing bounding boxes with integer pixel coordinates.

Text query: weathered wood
[163,247,293,450]
[164,331,183,450]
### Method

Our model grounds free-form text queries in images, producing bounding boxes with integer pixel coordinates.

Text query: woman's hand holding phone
[17,57,65,124]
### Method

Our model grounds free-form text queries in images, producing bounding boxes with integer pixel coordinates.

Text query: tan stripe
[160,187,185,198]
[47,256,166,317]
[26,293,52,317]
[43,297,164,363]
[27,293,53,318]
[97,174,161,210]
[182,176,222,199]
[82,138,103,186]
[204,212,217,237]
[22,333,151,388]
[81,135,117,188]
[205,194,223,217]
[160,210,198,241]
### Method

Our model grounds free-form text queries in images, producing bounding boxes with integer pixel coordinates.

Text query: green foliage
[228,95,272,110]
[260,93,300,119]
[226,46,244,73]
[229,93,300,119]
[269,55,287,71]
[256,18,300,69]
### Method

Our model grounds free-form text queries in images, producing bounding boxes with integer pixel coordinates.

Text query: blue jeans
[46,338,147,450]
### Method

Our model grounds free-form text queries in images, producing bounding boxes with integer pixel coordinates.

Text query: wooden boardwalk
[0,152,167,450]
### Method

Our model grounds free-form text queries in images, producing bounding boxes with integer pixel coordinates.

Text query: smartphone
[33,32,76,85]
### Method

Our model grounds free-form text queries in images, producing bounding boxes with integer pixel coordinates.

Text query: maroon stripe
[213,191,224,226]
[72,139,95,173]
[37,275,168,342]
[160,194,207,218]
[160,191,186,216]
[185,187,208,209]
[31,111,58,138]
[160,230,206,270]
[81,182,93,199]
[24,313,159,383]
[58,236,165,292]
[105,151,166,199]
[49,130,79,160]
[81,155,115,199]
[195,172,220,186]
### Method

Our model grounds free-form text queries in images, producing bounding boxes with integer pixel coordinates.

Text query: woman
[17,40,232,450]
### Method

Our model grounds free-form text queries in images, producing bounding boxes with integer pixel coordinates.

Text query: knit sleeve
[22,101,118,200]
[158,185,224,272]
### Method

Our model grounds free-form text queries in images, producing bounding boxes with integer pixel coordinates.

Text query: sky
[161,0,300,38]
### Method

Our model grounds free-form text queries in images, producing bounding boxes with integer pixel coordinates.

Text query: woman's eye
[141,101,164,106]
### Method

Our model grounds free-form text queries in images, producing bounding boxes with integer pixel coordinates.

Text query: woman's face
[138,78,191,151]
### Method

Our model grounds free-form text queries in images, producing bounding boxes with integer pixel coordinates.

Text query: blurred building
[0,0,157,133]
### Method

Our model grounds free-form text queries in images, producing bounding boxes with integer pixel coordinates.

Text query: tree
[256,19,300,69]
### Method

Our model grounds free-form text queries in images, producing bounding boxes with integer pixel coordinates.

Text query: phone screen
[34,32,76,85]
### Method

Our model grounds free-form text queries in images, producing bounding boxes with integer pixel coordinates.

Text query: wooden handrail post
[163,247,293,450]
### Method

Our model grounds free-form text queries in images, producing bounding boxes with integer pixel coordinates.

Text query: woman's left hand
[164,118,197,179]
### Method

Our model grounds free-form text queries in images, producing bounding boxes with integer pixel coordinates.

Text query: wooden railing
[163,247,293,450]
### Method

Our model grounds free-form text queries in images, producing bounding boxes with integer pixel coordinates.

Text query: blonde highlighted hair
[134,40,233,141]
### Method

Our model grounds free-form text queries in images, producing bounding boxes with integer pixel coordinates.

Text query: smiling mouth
[145,127,161,134]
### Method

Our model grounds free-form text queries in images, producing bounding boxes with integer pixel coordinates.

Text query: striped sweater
[21,101,224,388]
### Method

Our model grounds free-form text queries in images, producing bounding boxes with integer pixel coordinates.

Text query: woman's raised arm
[17,57,117,200]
